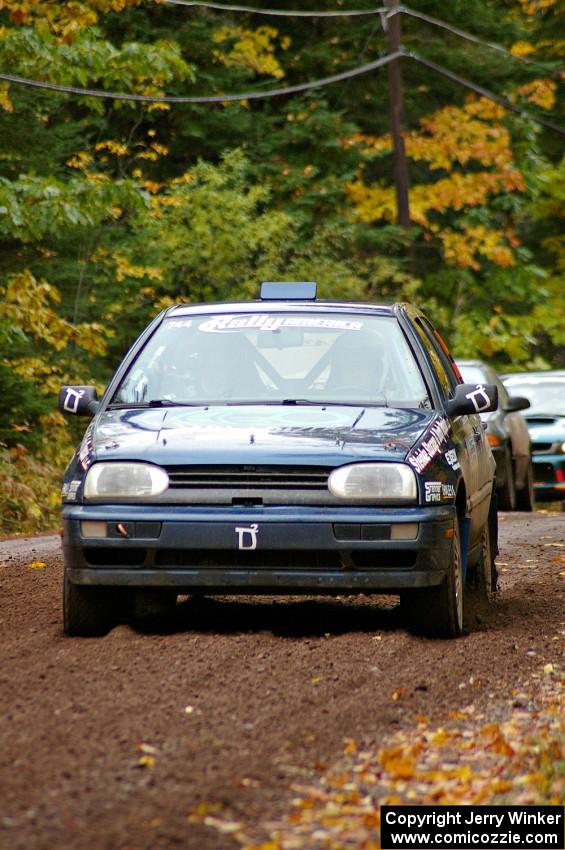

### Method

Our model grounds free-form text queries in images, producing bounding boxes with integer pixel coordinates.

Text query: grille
[532,442,554,454]
[165,465,331,491]
[155,549,340,570]
[533,462,556,483]
[154,549,416,571]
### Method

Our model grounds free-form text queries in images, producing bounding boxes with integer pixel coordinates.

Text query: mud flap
[459,516,471,583]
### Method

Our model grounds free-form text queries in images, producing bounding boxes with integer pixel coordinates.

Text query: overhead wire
[161,0,561,75]
[162,0,387,16]
[1,52,563,134]
[0,51,402,103]
[406,50,565,135]
[395,6,560,77]
[0,2,562,131]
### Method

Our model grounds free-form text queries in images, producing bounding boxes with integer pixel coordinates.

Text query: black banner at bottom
[381,805,564,850]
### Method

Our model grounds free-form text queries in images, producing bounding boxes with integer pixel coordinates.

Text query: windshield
[458,365,486,385]
[111,312,430,408]
[503,376,565,416]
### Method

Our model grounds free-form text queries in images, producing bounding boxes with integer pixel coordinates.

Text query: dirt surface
[0,511,563,850]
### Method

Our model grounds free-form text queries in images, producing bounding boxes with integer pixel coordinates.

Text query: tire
[404,518,464,638]
[63,572,113,637]
[133,589,177,629]
[467,515,496,600]
[515,458,536,512]
[497,446,516,511]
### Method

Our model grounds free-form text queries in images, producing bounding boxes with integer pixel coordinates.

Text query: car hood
[89,404,435,467]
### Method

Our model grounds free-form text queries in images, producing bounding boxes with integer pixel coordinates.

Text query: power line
[0,52,401,103]
[163,0,387,16]
[406,50,565,135]
[162,0,560,75]
[1,35,563,135]
[395,6,559,77]
[1,52,563,134]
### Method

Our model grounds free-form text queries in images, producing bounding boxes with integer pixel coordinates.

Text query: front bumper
[532,453,565,500]
[62,503,456,594]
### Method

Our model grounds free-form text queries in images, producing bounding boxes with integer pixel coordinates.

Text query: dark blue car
[59,283,498,638]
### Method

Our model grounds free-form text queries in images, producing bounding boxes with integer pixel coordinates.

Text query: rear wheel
[404,519,464,638]
[63,572,113,637]
[468,516,496,600]
[516,458,535,512]
[497,446,516,511]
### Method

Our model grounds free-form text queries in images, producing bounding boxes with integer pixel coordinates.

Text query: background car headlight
[84,463,169,499]
[328,463,417,503]
[486,433,502,447]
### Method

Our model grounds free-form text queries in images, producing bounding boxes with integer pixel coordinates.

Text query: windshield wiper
[107,399,205,409]
[225,398,387,407]
[282,398,333,406]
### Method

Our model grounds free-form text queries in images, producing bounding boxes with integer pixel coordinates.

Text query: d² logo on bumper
[235,524,259,551]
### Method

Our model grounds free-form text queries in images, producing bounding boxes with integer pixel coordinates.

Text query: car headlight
[84,463,169,499]
[328,463,417,503]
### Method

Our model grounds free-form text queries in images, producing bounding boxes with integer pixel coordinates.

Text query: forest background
[0,0,563,534]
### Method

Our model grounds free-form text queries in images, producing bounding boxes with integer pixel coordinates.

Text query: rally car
[59,282,498,638]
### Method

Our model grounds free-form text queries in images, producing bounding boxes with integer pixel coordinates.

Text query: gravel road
[0,511,563,850]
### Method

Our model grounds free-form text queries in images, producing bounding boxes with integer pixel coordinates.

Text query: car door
[411,317,489,539]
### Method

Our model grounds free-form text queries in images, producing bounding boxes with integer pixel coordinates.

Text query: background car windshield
[503,377,565,415]
[458,364,485,385]
[112,312,430,407]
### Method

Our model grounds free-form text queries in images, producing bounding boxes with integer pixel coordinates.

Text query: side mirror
[58,386,100,417]
[447,383,498,418]
[505,395,530,413]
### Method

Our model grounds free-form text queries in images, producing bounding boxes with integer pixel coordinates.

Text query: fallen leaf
[137,742,158,755]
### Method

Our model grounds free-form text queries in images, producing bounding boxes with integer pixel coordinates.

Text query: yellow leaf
[380,751,416,779]
[25,560,46,569]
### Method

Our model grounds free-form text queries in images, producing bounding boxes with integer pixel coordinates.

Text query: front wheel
[516,458,536,512]
[403,519,464,638]
[63,572,113,637]
[497,446,516,511]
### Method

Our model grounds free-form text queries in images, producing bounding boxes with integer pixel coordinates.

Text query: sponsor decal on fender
[444,448,461,471]
[61,480,82,502]
[407,417,451,474]
[78,422,94,471]
[425,482,456,502]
